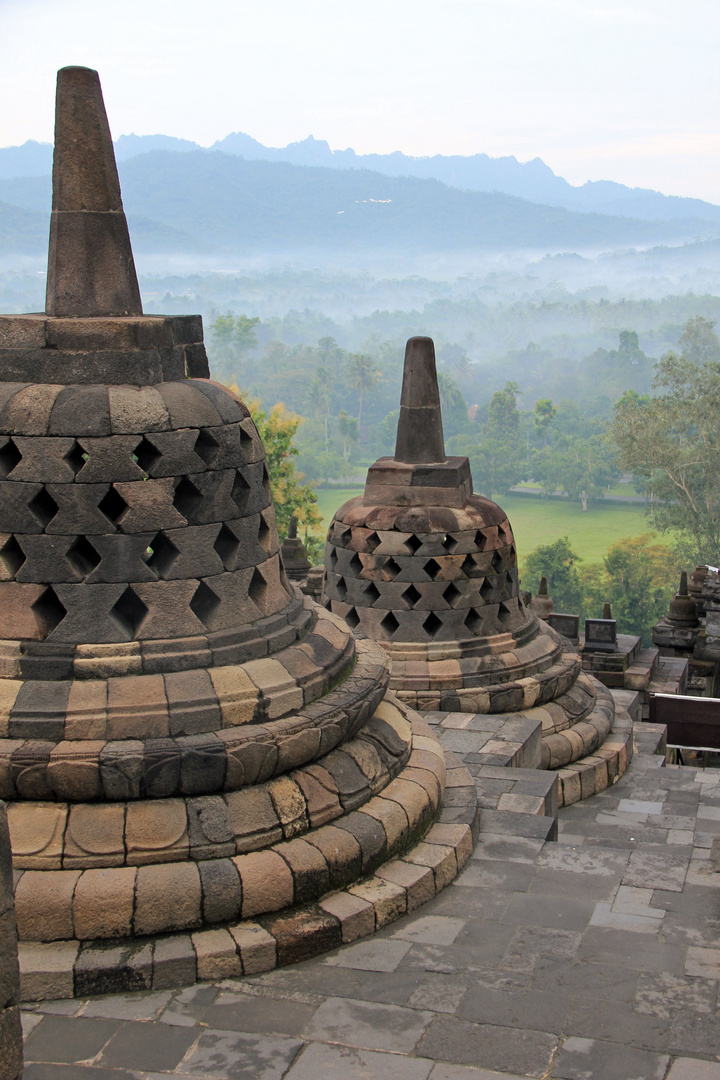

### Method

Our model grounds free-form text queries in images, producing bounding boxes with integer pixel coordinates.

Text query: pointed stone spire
[602,603,613,620]
[46,66,142,317]
[394,337,446,464]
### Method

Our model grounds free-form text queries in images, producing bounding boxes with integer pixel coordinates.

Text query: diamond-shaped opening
[498,525,508,543]
[402,583,422,607]
[248,566,268,610]
[442,533,458,553]
[380,611,400,637]
[364,581,381,605]
[498,601,513,627]
[110,586,148,639]
[194,428,221,467]
[0,535,25,578]
[133,436,161,474]
[335,576,348,601]
[443,581,462,608]
[174,476,202,521]
[64,439,87,476]
[329,547,339,570]
[464,608,482,635]
[0,438,21,477]
[479,577,494,601]
[230,471,250,514]
[262,462,272,499]
[384,557,401,580]
[190,579,221,628]
[491,549,504,573]
[29,487,59,528]
[146,531,180,578]
[517,596,525,611]
[258,515,271,553]
[345,606,360,629]
[239,426,253,452]
[423,611,443,639]
[348,551,363,576]
[424,558,442,581]
[214,523,240,570]
[474,530,488,551]
[405,533,423,554]
[461,554,480,578]
[339,527,352,546]
[279,562,291,592]
[31,585,66,637]
[98,486,128,526]
[66,535,101,577]
[508,544,517,565]
[366,531,380,552]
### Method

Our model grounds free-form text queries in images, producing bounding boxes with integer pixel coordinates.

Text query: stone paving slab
[19,727,720,1079]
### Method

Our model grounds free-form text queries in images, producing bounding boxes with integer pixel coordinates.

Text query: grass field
[315,486,666,567]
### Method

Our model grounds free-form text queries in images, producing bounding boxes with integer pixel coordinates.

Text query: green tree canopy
[609,318,720,563]
[523,537,584,614]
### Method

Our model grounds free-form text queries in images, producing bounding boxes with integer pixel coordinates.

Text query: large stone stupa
[0,69,476,1000]
[324,337,632,804]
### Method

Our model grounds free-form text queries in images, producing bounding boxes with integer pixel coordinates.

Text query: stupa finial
[394,336,446,464]
[46,66,142,317]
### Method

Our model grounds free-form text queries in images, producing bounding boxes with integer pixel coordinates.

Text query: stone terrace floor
[19,730,720,1080]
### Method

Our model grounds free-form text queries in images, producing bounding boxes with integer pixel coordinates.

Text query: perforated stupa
[0,69,477,999]
[324,337,632,804]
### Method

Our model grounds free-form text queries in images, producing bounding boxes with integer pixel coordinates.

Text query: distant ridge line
[1,133,719,226]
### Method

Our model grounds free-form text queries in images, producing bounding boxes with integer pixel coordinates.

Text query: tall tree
[609,320,720,562]
[345,353,381,425]
[533,398,557,446]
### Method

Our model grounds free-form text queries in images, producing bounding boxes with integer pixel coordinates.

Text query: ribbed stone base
[555,706,634,806]
[17,742,478,1000]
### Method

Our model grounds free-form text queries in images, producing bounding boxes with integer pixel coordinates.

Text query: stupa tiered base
[15,699,477,999]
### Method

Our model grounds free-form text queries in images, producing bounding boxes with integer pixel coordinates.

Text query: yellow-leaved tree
[227,386,324,562]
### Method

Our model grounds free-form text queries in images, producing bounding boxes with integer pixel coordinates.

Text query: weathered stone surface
[46,67,142,318]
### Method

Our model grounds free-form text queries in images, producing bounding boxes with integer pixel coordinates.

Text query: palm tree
[315,366,333,415]
[437,370,465,414]
[345,353,381,425]
[304,379,324,419]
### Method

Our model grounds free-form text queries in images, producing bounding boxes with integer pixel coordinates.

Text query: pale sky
[2,0,719,201]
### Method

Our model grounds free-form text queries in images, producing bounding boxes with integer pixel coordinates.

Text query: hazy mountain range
[1,132,719,257]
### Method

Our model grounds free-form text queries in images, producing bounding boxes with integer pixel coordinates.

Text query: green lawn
[316,487,365,529]
[315,486,667,567]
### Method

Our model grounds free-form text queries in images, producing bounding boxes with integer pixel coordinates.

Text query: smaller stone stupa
[324,337,632,805]
[529,577,553,620]
[653,571,719,695]
[280,516,312,582]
